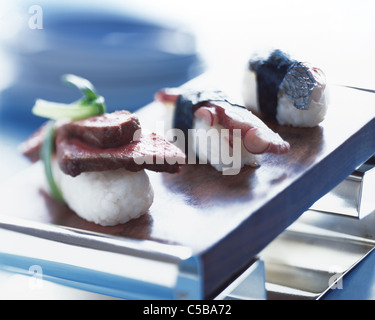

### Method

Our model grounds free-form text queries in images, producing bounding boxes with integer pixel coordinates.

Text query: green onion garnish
[40,120,64,203]
[34,74,106,202]
[62,74,99,102]
[32,97,106,121]
[32,74,106,120]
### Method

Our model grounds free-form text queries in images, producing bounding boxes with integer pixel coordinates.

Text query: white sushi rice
[242,68,328,127]
[242,69,260,114]
[191,118,261,174]
[53,162,154,226]
[276,89,328,127]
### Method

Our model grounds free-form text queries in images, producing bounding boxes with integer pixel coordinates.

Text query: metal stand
[311,157,375,219]
[219,157,375,300]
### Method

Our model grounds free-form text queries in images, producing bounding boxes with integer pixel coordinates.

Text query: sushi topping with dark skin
[155,88,290,155]
[249,49,326,115]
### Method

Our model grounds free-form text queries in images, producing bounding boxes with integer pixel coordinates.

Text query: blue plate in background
[0,1,203,130]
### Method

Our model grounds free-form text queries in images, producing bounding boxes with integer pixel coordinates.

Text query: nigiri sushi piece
[155,88,290,173]
[242,49,328,127]
[20,111,186,226]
